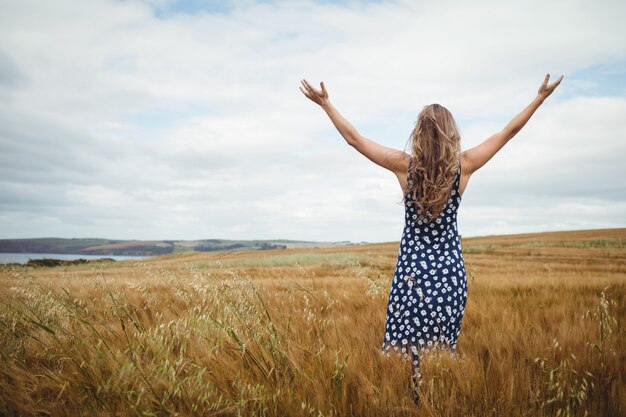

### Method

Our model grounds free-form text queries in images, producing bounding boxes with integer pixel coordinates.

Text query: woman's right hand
[300,79,330,108]
[537,73,564,100]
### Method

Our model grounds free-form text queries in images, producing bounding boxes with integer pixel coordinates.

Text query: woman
[299,74,564,404]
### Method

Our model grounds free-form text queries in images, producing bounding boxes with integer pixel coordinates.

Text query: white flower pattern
[381,157,467,383]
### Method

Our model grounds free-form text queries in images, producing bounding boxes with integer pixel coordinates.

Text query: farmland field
[0,228,624,416]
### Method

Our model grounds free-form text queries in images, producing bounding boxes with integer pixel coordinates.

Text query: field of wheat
[0,228,624,416]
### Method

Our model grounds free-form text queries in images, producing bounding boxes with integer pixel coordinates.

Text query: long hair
[402,103,462,222]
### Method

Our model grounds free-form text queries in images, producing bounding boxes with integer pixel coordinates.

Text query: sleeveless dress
[381,156,468,382]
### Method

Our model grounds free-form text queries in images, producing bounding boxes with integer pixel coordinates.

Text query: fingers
[540,73,564,95]
[554,74,564,86]
[320,81,327,95]
[302,79,314,93]
[549,74,564,91]
[302,79,321,95]
[300,79,314,95]
[299,86,311,98]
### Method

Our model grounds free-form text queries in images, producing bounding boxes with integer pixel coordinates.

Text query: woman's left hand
[299,79,329,107]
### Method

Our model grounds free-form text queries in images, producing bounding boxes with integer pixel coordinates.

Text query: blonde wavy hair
[401,103,462,222]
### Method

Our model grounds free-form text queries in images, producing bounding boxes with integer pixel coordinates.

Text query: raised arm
[299,79,409,175]
[462,73,564,174]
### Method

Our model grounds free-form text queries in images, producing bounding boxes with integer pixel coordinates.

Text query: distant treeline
[23,258,116,268]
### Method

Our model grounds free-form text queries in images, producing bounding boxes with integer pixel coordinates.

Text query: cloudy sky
[0,0,625,243]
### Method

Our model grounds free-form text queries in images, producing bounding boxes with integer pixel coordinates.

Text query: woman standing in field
[299,74,564,405]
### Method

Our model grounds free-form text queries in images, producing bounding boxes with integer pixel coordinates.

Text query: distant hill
[0,238,365,256]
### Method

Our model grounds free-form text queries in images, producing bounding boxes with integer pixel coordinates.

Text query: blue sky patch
[561,62,626,99]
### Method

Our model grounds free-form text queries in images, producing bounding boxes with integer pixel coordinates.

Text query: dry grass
[0,227,624,416]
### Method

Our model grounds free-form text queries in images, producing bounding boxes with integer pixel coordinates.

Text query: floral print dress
[381,156,468,382]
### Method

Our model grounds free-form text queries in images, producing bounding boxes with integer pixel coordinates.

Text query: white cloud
[0,0,624,241]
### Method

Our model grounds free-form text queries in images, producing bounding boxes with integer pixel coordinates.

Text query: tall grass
[0,230,624,416]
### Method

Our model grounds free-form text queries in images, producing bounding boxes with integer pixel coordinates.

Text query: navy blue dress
[381,156,468,381]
